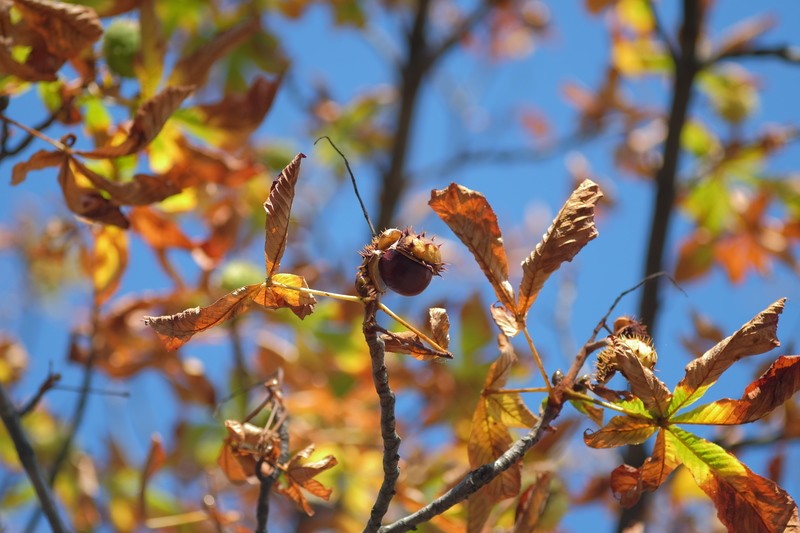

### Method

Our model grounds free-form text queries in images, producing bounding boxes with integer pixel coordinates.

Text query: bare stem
[522,326,552,393]
[0,113,73,154]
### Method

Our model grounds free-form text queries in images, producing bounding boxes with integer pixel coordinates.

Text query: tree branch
[709,44,800,65]
[0,383,68,533]
[255,414,290,533]
[18,371,61,417]
[645,0,678,64]
[363,299,402,533]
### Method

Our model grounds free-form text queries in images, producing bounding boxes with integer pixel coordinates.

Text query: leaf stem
[522,326,552,393]
[485,387,549,395]
[0,113,73,153]
[377,302,449,354]
[563,389,651,419]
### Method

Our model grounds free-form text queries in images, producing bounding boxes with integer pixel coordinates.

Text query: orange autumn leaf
[59,157,129,228]
[517,179,601,319]
[71,159,181,206]
[671,355,800,425]
[513,472,553,533]
[10,149,64,185]
[430,183,516,313]
[79,86,194,159]
[14,0,103,59]
[428,307,450,351]
[264,154,305,278]
[380,330,452,361]
[609,429,679,507]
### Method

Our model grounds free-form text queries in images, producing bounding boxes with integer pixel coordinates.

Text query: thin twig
[0,383,68,533]
[363,300,402,533]
[255,411,290,533]
[18,372,62,417]
[0,105,65,160]
[315,136,377,236]
[645,0,678,63]
[709,44,800,65]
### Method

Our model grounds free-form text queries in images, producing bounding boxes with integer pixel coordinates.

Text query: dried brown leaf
[490,303,519,337]
[276,445,337,516]
[429,307,450,350]
[11,149,63,185]
[517,179,601,318]
[197,76,282,148]
[264,154,305,278]
[144,283,264,350]
[138,434,166,516]
[14,0,103,59]
[59,158,129,228]
[430,183,516,312]
[380,331,452,361]
[129,207,194,250]
[79,86,194,159]
[669,298,785,414]
[0,42,58,81]
[170,21,259,88]
[73,159,181,206]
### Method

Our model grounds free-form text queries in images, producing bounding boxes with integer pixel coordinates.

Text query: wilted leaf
[275,445,337,516]
[197,76,282,148]
[264,154,305,278]
[144,283,264,350]
[430,183,516,312]
[88,225,128,306]
[615,345,671,417]
[668,426,799,533]
[490,303,519,337]
[672,355,800,425]
[513,472,553,533]
[72,159,181,206]
[266,273,316,318]
[583,415,656,448]
[429,307,450,350]
[381,331,452,361]
[610,429,679,507]
[129,207,194,250]
[170,21,260,88]
[59,158,129,228]
[79,86,194,159]
[518,179,601,318]
[668,298,785,414]
[14,0,103,59]
[11,149,63,185]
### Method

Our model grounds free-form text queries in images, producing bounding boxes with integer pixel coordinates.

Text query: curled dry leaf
[59,157,129,228]
[609,430,678,507]
[490,303,519,337]
[144,283,264,350]
[614,346,671,418]
[381,330,452,361]
[428,307,450,350]
[517,179,601,319]
[274,444,338,516]
[264,154,305,277]
[430,183,516,313]
[11,149,64,185]
[218,420,282,484]
[72,159,181,206]
[668,298,785,414]
[14,0,103,59]
[79,86,194,159]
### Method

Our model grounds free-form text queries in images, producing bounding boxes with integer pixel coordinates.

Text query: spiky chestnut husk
[356,228,444,298]
[594,317,657,384]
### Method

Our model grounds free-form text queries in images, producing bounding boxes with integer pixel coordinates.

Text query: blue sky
[2,1,800,531]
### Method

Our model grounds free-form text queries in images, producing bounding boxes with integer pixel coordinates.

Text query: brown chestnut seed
[378,249,433,296]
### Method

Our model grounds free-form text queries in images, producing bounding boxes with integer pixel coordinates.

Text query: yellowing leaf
[14,0,103,59]
[583,415,656,448]
[668,426,799,533]
[71,159,181,206]
[430,183,516,313]
[89,225,128,306]
[144,283,264,350]
[672,355,800,425]
[264,154,305,278]
[79,86,194,159]
[517,180,601,319]
[668,298,785,415]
